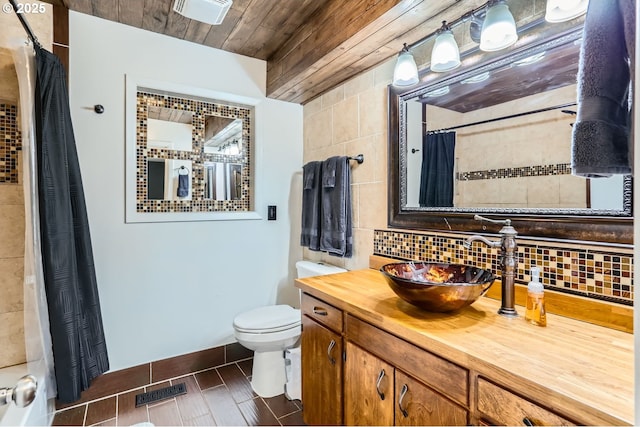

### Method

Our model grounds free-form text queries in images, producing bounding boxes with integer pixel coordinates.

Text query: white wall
[69,12,303,371]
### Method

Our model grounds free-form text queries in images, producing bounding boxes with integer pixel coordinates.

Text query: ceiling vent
[173,0,233,25]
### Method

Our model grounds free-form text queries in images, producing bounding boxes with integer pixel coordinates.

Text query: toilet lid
[233,305,301,333]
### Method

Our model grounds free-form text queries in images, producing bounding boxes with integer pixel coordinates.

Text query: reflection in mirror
[147,107,193,151]
[204,162,242,200]
[204,116,243,155]
[388,21,632,243]
[408,84,625,211]
[147,158,192,201]
[400,26,630,216]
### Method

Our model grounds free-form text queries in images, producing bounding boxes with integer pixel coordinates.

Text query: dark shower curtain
[34,45,109,403]
[419,131,456,207]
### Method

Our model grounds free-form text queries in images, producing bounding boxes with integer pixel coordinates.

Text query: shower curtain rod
[426,102,577,134]
[9,0,42,48]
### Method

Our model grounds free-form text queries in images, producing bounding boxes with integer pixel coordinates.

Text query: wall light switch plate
[267,205,277,220]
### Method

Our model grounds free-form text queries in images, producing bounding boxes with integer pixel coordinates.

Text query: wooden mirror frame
[387,22,633,245]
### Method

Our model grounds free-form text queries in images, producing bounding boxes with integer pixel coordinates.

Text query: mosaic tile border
[456,163,571,181]
[0,103,21,184]
[373,229,633,305]
[136,91,252,213]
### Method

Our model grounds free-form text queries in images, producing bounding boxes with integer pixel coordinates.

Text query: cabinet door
[301,315,343,425]
[395,370,468,426]
[344,341,394,426]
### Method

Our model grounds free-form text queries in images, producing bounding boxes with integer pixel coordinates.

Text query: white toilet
[232,260,346,398]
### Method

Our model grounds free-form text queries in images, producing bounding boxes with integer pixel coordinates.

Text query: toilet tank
[296,261,346,278]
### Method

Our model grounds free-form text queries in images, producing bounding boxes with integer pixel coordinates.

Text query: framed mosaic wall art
[125,76,260,223]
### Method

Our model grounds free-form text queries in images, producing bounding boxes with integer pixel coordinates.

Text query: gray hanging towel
[177,172,189,197]
[300,161,322,251]
[320,156,352,257]
[571,0,635,177]
[322,156,337,188]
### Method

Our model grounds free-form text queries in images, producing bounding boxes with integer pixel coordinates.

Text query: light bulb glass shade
[545,0,588,22]
[393,49,419,86]
[480,2,518,52]
[430,30,461,72]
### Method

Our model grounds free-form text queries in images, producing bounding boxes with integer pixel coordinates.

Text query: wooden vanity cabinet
[300,294,344,425]
[297,270,632,426]
[301,293,580,427]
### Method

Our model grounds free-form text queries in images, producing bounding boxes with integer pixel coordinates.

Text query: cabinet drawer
[476,377,576,426]
[346,315,468,405]
[301,293,343,333]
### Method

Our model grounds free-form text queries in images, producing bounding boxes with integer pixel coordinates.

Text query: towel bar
[348,154,364,164]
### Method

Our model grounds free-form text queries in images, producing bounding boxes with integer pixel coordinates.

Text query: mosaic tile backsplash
[0,103,21,183]
[374,229,633,305]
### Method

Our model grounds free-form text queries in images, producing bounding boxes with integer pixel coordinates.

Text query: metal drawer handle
[523,417,535,426]
[327,339,336,365]
[313,307,328,316]
[398,383,409,417]
[375,369,386,400]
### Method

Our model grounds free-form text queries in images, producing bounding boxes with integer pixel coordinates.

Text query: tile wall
[374,229,633,305]
[0,103,20,183]
[0,107,25,367]
[302,62,392,271]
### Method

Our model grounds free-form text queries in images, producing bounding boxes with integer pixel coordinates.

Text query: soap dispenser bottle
[525,266,546,327]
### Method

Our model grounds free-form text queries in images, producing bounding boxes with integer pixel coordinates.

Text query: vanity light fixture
[392,43,419,86]
[430,21,461,72]
[545,0,589,23]
[392,0,519,84]
[480,0,518,52]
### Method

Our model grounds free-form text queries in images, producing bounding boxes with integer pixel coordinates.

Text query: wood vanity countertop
[295,269,634,426]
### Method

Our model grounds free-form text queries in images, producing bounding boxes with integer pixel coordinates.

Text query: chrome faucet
[463,215,518,317]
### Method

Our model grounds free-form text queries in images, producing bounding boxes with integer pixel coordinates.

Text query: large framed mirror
[388,19,632,244]
[125,76,261,222]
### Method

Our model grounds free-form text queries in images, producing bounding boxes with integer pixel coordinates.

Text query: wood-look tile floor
[51,358,305,426]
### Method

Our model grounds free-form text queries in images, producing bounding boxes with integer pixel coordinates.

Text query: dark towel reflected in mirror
[147,159,193,201]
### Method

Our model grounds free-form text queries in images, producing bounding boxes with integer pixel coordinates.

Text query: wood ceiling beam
[267,0,487,104]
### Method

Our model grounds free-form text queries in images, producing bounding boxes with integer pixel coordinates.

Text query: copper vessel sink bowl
[380,262,496,312]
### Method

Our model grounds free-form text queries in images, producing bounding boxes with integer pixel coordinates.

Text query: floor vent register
[135,382,187,407]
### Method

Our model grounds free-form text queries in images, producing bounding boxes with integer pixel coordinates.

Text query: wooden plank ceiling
[48,0,488,104]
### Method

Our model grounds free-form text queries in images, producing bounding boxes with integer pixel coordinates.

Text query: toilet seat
[233,305,301,334]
